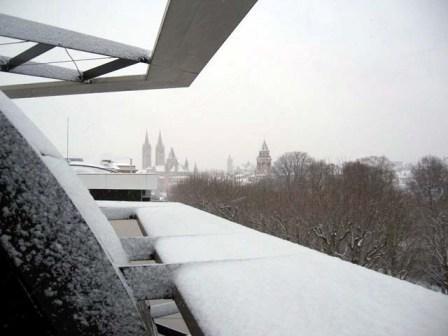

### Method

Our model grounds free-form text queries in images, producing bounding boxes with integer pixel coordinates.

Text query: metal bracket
[120,264,180,300]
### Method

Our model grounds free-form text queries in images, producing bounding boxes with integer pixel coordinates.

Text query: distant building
[115,162,138,174]
[155,131,165,166]
[69,160,156,202]
[141,131,190,173]
[226,141,272,183]
[392,161,412,189]
[140,131,192,195]
[233,161,256,184]
[142,130,151,169]
[166,148,179,172]
[101,159,137,173]
[256,140,272,176]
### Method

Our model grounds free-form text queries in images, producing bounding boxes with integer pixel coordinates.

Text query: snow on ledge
[98,200,448,335]
[175,253,448,336]
[136,203,251,238]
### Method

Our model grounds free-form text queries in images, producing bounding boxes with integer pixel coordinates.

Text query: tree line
[169,153,448,293]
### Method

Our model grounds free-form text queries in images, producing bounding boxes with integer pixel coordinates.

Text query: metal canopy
[0,0,258,98]
[0,12,151,85]
[0,13,150,62]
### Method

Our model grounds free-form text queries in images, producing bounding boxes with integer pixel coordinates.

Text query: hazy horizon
[1,0,447,170]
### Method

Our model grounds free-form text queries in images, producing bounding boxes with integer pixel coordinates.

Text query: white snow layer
[42,157,128,264]
[175,253,448,336]
[132,201,448,335]
[0,91,61,158]
[154,232,301,263]
[0,92,127,264]
[137,203,250,237]
[97,200,172,220]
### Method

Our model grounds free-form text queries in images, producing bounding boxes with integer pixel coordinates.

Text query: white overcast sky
[1,0,447,170]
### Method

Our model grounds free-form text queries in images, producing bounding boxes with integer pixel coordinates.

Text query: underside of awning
[0,0,257,98]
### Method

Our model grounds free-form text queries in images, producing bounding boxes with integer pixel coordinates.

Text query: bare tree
[273,152,313,192]
[408,156,448,293]
[170,154,445,293]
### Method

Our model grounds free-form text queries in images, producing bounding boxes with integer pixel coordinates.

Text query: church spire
[144,129,149,145]
[166,147,178,172]
[142,130,151,169]
[157,130,163,146]
[155,130,165,166]
[261,139,269,152]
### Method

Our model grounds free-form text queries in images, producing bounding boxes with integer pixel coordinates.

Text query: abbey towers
[144,132,270,176]
[141,131,189,173]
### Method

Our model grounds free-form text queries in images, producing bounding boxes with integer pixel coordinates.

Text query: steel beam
[82,59,138,81]
[3,43,54,71]
[146,0,258,85]
[0,13,150,63]
[120,264,204,336]
[150,302,179,319]
[0,55,81,82]
[0,0,258,98]
[173,288,205,336]
[155,323,188,336]
[0,75,166,98]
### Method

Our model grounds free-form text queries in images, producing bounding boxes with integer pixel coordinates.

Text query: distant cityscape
[67,131,276,197]
[68,129,438,190]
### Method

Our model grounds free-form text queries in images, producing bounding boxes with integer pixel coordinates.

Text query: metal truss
[0,13,149,82]
[0,0,258,98]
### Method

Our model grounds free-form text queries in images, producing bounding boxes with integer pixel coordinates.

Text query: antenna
[66,117,69,161]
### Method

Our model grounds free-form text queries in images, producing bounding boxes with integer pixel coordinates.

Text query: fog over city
[1,0,447,170]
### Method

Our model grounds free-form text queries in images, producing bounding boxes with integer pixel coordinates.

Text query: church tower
[142,130,151,169]
[155,131,165,166]
[166,148,179,172]
[256,140,272,176]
